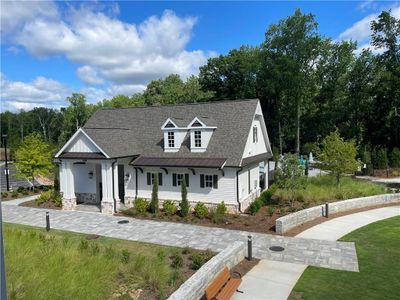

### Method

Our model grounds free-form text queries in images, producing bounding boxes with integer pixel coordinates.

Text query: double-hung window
[200,174,218,189]
[205,175,213,187]
[194,130,202,147]
[172,173,189,187]
[146,172,163,186]
[168,131,175,148]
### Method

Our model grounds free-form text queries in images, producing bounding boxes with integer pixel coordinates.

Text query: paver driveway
[2,202,358,272]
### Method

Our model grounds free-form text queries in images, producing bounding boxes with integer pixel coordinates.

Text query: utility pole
[2,135,10,191]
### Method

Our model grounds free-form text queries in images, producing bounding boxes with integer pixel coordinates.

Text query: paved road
[233,206,400,300]
[2,201,357,272]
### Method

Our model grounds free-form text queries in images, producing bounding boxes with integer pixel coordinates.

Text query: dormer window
[253,126,258,143]
[168,131,175,148]
[194,131,202,147]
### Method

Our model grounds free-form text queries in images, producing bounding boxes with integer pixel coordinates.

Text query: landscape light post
[2,135,10,191]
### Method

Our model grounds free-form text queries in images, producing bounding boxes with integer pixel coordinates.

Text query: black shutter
[158,173,163,186]
[200,174,204,188]
[172,173,177,186]
[147,172,151,185]
[185,174,189,187]
[213,175,218,189]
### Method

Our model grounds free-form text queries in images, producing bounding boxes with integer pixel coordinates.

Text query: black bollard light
[46,212,50,231]
[247,235,252,261]
[325,202,329,218]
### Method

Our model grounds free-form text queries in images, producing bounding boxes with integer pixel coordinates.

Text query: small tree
[15,133,53,186]
[316,130,358,186]
[179,180,189,217]
[375,148,388,169]
[149,174,159,213]
[390,147,400,168]
[275,153,306,207]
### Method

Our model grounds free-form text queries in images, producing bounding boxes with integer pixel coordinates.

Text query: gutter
[236,167,243,213]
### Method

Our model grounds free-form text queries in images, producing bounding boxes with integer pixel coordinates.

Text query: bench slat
[205,267,231,300]
[216,278,242,300]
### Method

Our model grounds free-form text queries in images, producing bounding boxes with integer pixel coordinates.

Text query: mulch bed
[118,205,288,235]
[20,199,62,210]
[231,258,260,277]
[284,202,400,237]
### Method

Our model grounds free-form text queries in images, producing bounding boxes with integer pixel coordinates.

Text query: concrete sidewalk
[232,206,400,300]
[1,194,39,206]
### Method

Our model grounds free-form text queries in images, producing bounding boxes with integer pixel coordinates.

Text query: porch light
[88,171,94,179]
[125,172,130,182]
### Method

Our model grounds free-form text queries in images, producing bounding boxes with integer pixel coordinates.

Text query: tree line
[1,9,399,163]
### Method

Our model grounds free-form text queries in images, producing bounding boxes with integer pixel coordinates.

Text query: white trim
[188,117,206,128]
[55,128,110,158]
[161,118,178,129]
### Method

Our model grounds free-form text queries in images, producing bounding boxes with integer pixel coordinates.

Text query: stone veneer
[101,202,114,214]
[62,198,76,211]
[276,193,400,234]
[168,241,245,300]
[76,193,98,204]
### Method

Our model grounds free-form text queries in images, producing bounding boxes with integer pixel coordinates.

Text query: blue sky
[1,0,399,111]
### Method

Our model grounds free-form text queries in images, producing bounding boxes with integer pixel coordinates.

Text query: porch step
[76,203,101,213]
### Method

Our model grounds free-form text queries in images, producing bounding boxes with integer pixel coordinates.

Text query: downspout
[135,167,138,199]
[111,160,117,213]
[236,167,243,213]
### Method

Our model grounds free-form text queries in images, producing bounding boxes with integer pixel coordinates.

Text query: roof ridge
[97,98,259,111]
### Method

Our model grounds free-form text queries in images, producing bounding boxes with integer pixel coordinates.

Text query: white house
[54,99,272,214]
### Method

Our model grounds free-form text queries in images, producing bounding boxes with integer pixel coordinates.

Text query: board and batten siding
[73,163,97,194]
[242,117,268,159]
[65,132,101,153]
[124,166,237,206]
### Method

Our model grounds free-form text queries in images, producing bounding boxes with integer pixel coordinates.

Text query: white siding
[189,128,214,152]
[238,163,260,201]
[65,132,101,153]
[242,117,268,159]
[74,163,97,193]
[163,130,187,152]
[124,167,237,206]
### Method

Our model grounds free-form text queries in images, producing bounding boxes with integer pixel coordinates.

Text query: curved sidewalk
[232,205,400,300]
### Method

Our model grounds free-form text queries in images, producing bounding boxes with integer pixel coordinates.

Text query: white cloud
[0,73,70,111]
[76,66,104,85]
[0,0,59,37]
[9,4,212,86]
[339,5,400,53]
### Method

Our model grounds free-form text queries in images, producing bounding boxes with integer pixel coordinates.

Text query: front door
[118,165,125,204]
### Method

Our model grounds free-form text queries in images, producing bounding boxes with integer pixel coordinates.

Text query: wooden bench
[204,267,242,300]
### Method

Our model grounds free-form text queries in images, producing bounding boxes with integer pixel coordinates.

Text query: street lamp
[1,135,9,192]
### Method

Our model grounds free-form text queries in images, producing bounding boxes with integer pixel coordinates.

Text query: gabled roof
[81,99,261,166]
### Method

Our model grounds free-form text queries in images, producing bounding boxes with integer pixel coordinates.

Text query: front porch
[59,160,125,214]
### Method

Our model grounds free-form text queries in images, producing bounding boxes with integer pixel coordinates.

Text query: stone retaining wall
[276,193,400,234]
[168,241,245,300]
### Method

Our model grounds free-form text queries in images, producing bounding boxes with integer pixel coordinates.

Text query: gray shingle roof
[83,99,259,166]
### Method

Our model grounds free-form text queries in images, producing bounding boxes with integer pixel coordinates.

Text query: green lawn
[274,174,387,206]
[290,216,400,300]
[3,223,211,300]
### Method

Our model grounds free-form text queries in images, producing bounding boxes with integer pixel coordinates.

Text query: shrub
[211,202,227,224]
[42,185,50,192]
[52,191,62,207]
[268,206,274,216]
[190,253,205,270]
[279,208,285,216]
[179,180,189,217]
[181,247,192,255]
[1,192,8,198]
[249,200,260,215]
[170,252,183,269]
[35,190,52,205]
[17,186,25,193]
[261,184,278,205]
[374,148,388,169]
[134,198,149,214]
[150,175,159,214]
[11,191,18,198]
[194,202,209,219]
[390,147,400,168]
[22,190,29,196]
[121,249,130,264]
[163,200,177,216]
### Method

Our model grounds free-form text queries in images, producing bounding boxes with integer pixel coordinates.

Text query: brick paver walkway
[2,202,358,272]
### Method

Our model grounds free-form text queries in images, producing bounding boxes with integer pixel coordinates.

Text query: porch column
[101,161,114,214]
[61,161,76,210]
[113,164,120,210]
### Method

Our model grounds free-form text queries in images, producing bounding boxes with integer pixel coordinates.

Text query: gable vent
[191,121,203,127]
[165,122,175,128]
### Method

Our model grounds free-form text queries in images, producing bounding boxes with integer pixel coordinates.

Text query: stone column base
[101,201,114,214]
[62,198,77,211]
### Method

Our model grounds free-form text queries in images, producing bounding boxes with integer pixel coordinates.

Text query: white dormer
[161,118,186,152]
[188,117,216,153]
